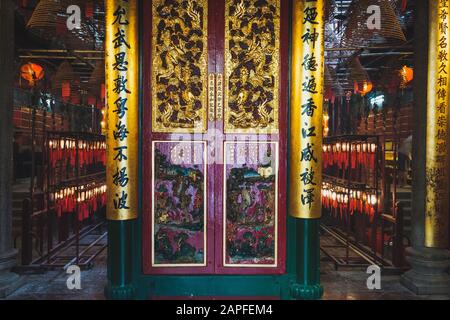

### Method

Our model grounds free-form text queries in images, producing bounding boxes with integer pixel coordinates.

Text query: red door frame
[143,0,289,275]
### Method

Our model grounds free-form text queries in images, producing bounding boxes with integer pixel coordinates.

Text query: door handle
[215,73,223,121]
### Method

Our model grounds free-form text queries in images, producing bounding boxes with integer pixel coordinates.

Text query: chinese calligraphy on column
[425,0,450,247]
[106,0,138,220]
[290,0,324,219]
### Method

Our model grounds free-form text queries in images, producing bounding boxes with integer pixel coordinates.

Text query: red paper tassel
[84,202,89,220]
[369,207,375,223]
[370,153,375,171]
[101,84,106,99]
[85,2,94,18]
[56,202,62,217]
[62,82,71,101]
[351,151,357,169]
[70,147,76,167]
[88,96,96,106]
[71,94,80,105]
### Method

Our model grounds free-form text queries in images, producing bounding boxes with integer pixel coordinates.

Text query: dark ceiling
[14,0,415,95]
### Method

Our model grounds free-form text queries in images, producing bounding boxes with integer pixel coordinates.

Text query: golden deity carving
[152,0,208,133]
[225,0,280,133]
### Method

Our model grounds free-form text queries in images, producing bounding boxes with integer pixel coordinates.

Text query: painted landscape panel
[224,142,278,266]
[152,141,206,266]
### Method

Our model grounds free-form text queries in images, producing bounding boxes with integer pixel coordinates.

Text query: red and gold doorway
[142,0,289,275]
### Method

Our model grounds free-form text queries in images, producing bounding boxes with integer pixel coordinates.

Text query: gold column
[105,0,138,221]
[425,0,450,248]
[290,0,325,219]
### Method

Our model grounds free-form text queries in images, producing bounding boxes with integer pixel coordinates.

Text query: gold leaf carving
[152,0,208,133]
[224,0,280,133]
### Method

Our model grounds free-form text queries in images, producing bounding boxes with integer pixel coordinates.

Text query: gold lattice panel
[151,0,208,133]
[224,0,280,134]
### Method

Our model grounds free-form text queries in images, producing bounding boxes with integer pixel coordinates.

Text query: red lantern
[400,66,414,85]
[20,62,44,86]
[354,81,373,96]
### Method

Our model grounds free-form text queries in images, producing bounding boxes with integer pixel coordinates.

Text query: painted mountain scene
[225,142,278,266]
[153,142,206,266]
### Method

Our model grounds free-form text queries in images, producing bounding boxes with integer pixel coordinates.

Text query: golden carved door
[143,0,288,275]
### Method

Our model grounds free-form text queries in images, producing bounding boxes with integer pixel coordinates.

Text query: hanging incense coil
[342,0,407,47]
[324,64,345,97]
[51,61,81,102]
[26,0,65,29]
[376,56,408,92]
[324,0,336,23]
[27,0,95,29]
[27,0,104,50]
[333,82,345,97]
[347,56,371,86]
[61,0,105,51]
[325,64,336,88]
[52,61,77,87]
[88,62,105,96]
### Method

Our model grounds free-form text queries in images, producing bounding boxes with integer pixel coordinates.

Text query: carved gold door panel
[224,0,280,134]
[151,0,209,133]
[143,0,288,275]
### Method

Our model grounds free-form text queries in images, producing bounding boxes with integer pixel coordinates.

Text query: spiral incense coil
[27,0,105,50]
[341,0,407,47]
[347,57,371,88]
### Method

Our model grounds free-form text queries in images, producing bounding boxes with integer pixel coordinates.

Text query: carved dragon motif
[152,0,208,133]
[225,0,280,133]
